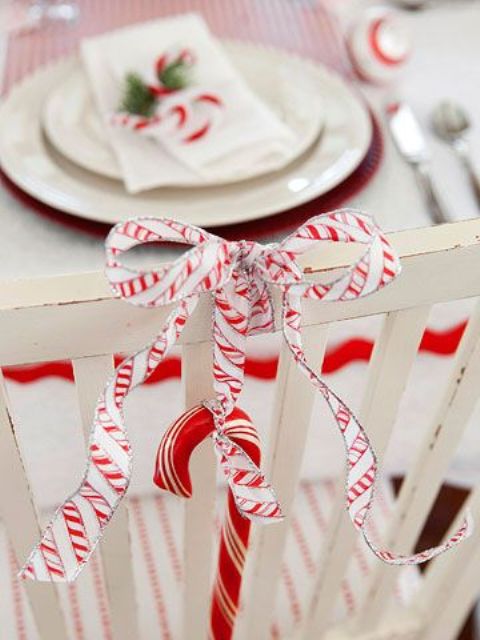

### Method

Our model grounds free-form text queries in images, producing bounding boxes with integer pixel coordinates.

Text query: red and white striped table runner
[2,0,351,94]
[1,479,420,640]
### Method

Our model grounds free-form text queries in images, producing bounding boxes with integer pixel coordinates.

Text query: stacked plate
[0,41,372,228]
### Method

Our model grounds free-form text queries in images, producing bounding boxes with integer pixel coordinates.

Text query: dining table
[1,0,479,278]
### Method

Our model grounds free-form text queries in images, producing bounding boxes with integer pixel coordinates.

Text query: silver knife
[386,101,449,224]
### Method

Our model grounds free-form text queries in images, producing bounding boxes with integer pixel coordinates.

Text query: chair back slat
[355,300,480,631]
[305,306,430,637]
[0,371,69,639]
[418,486,480,640]
[100,505,138,639]
[181,342,217,640]
[72,355,139,640]
[244,325,329,640]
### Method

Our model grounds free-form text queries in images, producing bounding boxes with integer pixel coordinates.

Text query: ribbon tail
[213,434,283,524]
[20,297,198,582]
[282,292,473,565]
[363,509,474,565]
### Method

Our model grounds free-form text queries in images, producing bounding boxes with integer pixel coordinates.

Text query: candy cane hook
[154,404,263,640]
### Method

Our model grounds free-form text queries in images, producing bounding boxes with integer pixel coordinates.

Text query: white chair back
[1,219,480,639]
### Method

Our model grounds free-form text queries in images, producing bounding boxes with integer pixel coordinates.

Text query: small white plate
[43,42,326,186]
[0,51,371,228]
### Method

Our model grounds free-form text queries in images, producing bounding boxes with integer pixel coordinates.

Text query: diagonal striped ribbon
[21,210,472,586]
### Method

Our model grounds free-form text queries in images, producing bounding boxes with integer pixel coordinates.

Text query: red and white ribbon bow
[21,210,472,582]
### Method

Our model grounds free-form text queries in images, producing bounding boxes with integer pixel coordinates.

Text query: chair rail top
[2,218,480,309]
[1,218,480,366]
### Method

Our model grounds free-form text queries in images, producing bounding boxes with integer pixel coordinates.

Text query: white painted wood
[244,325,329,639]
[182,341,216,640]
[415,486,480,640]
[72,355,139,640]
[324,613,422,640]
[355,301,480,632]
[0,371,69,640]
[305,306,431,637]
[0,218,477,310]
[2,219,480,366]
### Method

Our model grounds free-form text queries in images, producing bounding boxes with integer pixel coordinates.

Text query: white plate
[43,42,326,186]
[0,52,372,227]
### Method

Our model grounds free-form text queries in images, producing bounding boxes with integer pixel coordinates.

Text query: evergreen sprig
[158,58,191,91]
[118,54,193,117]
[119,72,156,117]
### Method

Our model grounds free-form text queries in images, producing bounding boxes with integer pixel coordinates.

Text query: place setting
[0,0,377,238]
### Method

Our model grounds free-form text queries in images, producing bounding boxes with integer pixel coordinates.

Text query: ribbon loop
[279,210,401,300]
[106,218,234,306]
[22,209,471,584]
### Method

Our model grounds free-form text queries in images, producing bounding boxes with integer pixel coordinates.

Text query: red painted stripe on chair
[1,322,467,385]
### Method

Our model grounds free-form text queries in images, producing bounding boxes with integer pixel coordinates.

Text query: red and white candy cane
[154,404,269,639]
[21,210,472,588]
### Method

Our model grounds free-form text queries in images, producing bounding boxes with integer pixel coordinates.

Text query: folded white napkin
[81,13,297,193]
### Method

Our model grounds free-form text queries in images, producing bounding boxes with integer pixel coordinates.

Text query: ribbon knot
[234,238,260,267]
[20,210,472,584]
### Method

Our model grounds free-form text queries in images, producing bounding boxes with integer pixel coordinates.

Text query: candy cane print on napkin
[154,404,271,639]
[111,91,224,142]
[111,42,224,143]
[21,210,472,587]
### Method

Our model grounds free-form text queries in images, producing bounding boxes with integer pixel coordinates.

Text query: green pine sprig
[119,72,156,117]
[118,54,193,117]
[158,58,191,90]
